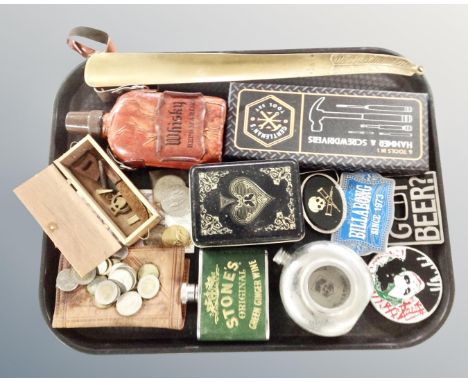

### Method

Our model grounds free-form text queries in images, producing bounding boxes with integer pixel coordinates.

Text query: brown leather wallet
[52,246,188,329]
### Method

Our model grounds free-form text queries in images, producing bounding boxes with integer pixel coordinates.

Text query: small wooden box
[15,135,160,276]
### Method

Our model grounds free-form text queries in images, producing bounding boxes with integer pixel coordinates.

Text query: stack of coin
[71,268,97,285]
[154,175,190,218]
[108,263,137,293]
[137,263,161,300]
[55,258,162,317]
[86,275,107,295]
[139,179,194,251]
[153,174,186,202]
[96,259,113,276]
[56,268,96,292]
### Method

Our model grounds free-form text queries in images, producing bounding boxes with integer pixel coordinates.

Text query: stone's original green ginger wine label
[189,247,269,341]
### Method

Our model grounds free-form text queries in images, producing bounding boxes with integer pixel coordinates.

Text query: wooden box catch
[14,135,161,276]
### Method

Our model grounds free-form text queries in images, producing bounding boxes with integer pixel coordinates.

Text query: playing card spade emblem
[220,177,274,225]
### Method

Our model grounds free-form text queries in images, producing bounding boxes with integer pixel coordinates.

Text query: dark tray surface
[40,47,454,354]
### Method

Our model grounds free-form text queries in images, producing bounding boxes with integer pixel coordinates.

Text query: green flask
[181,247,269,341]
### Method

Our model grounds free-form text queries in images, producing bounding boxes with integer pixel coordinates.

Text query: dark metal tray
[40,47,454,354]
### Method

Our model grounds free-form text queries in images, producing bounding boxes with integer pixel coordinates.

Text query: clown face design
[388,270,425,300]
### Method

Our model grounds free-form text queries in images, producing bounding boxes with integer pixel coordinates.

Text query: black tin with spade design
[189,160,305,247]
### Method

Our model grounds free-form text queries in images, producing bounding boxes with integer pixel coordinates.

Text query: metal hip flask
[181,247,269,341]
[274,241,373,337]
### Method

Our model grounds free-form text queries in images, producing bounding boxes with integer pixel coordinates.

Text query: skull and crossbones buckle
[301,173,346,234]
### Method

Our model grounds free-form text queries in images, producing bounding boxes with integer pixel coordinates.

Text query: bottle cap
[273,248,291,266]
[65,110,104,137]
[180,283,198,304]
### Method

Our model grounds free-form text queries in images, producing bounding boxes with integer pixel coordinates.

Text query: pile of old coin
[56,252,161,317]
[148,173,192,248]
[153,174,190,218]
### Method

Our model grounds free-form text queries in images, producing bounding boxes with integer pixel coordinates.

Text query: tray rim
[39,46,455,354]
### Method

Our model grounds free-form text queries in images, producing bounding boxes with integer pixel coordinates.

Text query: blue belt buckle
[332,172,395,256]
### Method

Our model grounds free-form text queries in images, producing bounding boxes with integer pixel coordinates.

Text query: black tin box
[40,47,453,353]
[189,160,304,247]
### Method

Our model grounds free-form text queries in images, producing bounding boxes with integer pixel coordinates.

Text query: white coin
[105,259,115,274]
[108,267,135,293]
[96,261,109,276]
[116,291,143,316]
[94,280,121,306]
[153,175,186,202]
[107,262,125,275]
[137,274,161,299]
[86,276,107,295]
[111,258,121,265]
[111,279,127,294]
[160,185,190,217]
[118,264,138,289]
[138,263,160,280]
[71,268,96,285]
[56,268,78,292]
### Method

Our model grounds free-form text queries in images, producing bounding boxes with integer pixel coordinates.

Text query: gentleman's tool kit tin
[14,27,453,353]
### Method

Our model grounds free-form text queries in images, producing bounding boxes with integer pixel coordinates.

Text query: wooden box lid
[15,165,122,276]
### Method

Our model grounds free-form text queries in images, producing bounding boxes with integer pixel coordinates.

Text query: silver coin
[137,274,161,299]
[86,275,107,295]
[111,247,129,260]
[116,280,129,294]
[96,261,109,276]
[116,291,143,316]
[56,269,78,292]
[160,184,190,217]
[105,259,115,274]
[138,263,160,280]
[107,262,125,275]
[94,280,121,306]
[108,267,136,293]
[153,175,186,203]
[71,268,96,285]
[118,264,138,289]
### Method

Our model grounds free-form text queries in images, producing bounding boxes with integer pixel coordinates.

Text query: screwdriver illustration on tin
[339,103,414,136]
[349,124,414,137]
[309,97,412,132]
[378,131,413,138]
[360,124,413,132]
[336,104,413,113]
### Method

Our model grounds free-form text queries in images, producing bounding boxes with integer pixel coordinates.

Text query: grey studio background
[1,4,467,378]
